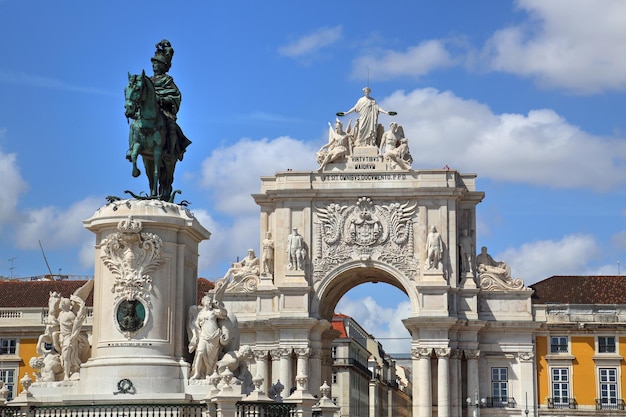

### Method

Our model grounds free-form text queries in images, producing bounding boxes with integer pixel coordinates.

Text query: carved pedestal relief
[313,197,417,281]
[101,216,165,338]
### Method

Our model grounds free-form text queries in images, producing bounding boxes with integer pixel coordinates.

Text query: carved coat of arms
[313,197,418,281]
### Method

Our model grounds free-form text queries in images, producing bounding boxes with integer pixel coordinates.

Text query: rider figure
[151,40,181,159]
[126,39,188,162]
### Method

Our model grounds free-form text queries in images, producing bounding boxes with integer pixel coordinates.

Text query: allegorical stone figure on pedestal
[30,281,93,382]
[336,86,397,146]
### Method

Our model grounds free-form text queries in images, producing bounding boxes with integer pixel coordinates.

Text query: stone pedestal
[79,199,211,397]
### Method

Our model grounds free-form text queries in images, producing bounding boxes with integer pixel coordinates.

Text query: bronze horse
[124,71,180,200]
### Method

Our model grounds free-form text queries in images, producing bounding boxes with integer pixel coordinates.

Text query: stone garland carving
[476,246,525,291]
[518,352,534,362]
[101,216,165,304]
[313,197,418,282]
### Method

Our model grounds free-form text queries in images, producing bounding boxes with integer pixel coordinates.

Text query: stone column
[308,348,321,396]
[253,349,269,394]
[412,348,433,417]
[450,349,462,417]
[465,350,480,407]
[295,348,310,391]
[270,348,282,387]
[436,348,451,417]
[518,352,536,417]
[279,348,293,394]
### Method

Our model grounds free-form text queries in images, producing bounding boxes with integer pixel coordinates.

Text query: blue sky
[1,1,625,353]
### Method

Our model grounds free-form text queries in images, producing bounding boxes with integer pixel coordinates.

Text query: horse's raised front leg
[131,141,142,178]
[128,125,142,177]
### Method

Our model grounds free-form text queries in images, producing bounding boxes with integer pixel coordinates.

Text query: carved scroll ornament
[101,216,166,304]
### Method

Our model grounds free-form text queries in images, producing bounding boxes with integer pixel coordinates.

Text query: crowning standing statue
[124,39,191,201]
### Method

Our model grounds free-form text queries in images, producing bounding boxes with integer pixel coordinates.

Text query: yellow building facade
[532,275,626,414]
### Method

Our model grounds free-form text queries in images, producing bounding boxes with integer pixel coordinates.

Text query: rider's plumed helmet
[151,39,174,71]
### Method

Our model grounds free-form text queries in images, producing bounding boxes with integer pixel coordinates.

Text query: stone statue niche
[187,285,254,393]
[30,281,94,383]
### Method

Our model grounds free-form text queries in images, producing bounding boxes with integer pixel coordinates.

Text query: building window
[551,368,570,407]
[599,368,618,408]
[331,346,337,359]
[0,338,17,355]
[332,370,338,384]
[550,336,568,353]
[598,336,616,353]
[491,367,508,406]
[0,369,15,400]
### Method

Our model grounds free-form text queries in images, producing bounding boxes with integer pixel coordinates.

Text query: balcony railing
[484,397,516,408]
[236,401,297,417]
[547,398,577,409]
[596,398,626,410]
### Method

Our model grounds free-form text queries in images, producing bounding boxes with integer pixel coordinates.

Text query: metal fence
[1,404,206,417]
[235,402,296,417]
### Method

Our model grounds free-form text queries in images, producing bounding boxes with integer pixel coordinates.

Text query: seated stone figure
[317,119,351,171]
[476,246,524,290]
[379,123,412,170]
[222,249,260,281]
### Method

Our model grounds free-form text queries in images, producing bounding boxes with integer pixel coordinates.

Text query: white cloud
[482,0,626,93]
[196,136,317,277]
[380,88,626,190]
[14,197,101,250]
[0,143,29,226]
[351,39,455,80]
[278,26,342,58]
[497,234,600,284]
[195,209,260,279]
[199,136,317,216]
[336,296,411,354]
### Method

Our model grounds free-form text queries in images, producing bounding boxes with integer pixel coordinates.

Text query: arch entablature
[311,259,419,321]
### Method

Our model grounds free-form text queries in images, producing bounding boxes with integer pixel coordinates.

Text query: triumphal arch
[217,87,537,417]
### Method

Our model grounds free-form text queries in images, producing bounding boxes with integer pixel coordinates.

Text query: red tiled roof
[0,280,95,307]
[332,314,349,338]
[0,278,215,308]
[530,276,626,305]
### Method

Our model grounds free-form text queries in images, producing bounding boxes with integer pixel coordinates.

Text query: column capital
[435,347,452,358]
[295,347,310,358]
[450,348,462,359]
[518,351,534,362]
[253,349,268,360]
[411,347,433,359]
[464,349,480,359]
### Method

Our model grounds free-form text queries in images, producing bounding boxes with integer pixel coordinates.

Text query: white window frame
[550,367,571,407]
[550,336,569,354]
[491,367,509,403]
[0,337,17,355]
[597,336,617,354]
[0,367,16,401]
[598,367,619,408]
